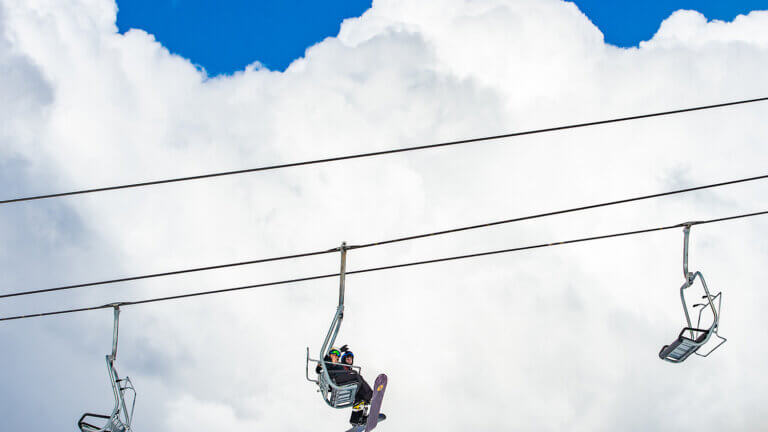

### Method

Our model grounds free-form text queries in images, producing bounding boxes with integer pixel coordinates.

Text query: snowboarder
[316,347,345,375]
[340,348,355,371]
[332,346,381,426]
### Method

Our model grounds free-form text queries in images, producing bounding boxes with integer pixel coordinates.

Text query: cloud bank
[1,0,767,430]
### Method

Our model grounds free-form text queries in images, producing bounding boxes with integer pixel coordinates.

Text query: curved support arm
[680,271,720,340]
[318,305,344,395]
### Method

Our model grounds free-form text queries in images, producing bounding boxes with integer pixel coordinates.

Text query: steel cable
[2,209,765,322]
[2,96,766,205]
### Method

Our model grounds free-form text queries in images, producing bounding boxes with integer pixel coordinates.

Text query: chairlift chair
[305,242,361,408]
[659,225,727,363]
[78,305,137,432]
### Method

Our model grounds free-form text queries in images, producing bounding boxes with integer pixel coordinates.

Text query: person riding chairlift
[340,350,354,371]
[315,345,383,426]
[315,347,345,375]
[335,346,375,425]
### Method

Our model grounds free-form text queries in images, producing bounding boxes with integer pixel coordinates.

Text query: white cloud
[1,0,768,431]
[644,10,768,48]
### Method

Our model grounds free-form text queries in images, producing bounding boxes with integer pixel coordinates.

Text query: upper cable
[2,96,767,205]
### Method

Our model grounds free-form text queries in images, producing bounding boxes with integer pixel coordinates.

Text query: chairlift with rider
[305,242,362,408]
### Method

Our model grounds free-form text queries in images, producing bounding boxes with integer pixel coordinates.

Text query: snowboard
[364,374,388,432]
[343,374,388,432]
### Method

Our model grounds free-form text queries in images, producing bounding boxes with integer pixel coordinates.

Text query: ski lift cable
[0,248,339,299]
[1,209,765,323]
[1,96,766,206]
[2,173,766,300]
[348,173,768,250]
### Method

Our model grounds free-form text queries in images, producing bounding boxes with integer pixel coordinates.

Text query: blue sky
[116,0,768,75]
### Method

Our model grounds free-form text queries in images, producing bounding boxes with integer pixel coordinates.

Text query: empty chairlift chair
[305,243,361,408]
[659,225,727,363]
[79,305,137,432]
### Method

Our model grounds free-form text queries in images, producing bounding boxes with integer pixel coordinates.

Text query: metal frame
[79,305,137,432]
[660,225,727,363]
[305,242,360,408]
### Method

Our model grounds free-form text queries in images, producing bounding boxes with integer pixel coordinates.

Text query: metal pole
[111,306,120,360]
[682,225,692,283]
[338,242,347,308]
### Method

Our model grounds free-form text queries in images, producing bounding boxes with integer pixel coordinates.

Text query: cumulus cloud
[1,0,767,430]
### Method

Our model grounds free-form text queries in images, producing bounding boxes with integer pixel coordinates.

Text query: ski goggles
[329,349,341,357]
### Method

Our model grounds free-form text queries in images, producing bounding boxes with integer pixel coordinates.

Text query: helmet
[329,347,341,357]
[340,351,354,364]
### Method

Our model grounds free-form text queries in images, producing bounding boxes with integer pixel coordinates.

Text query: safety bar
[306,347,362,378]
[695,292,722,329]
[695,332,727,357]
[120,376,137,428]
[693,291,726,357]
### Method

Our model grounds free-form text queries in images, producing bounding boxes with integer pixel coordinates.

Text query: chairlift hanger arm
[309,242,361,409]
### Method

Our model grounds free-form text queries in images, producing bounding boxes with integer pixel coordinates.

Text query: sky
[116,0,373,74]
[115,0,768,74]
[1,0,768,431]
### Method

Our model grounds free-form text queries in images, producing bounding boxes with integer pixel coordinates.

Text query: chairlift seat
[659,327,710,363]
[318,364,358,408]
